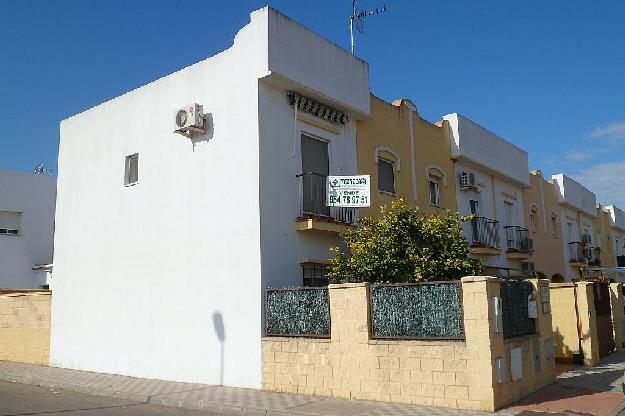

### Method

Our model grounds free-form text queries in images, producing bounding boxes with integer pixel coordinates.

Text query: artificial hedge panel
[371,283,464,339]
[501,280,536,339]
[265,288,330,337]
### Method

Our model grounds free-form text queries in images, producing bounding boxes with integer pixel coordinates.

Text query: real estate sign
[327,175,370,207]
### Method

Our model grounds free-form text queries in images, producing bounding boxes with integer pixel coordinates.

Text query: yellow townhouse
[356,95,456,216]
[522,170,567,281]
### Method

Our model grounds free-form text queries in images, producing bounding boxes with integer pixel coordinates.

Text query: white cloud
[589,121,625,140]
[573,159,625,208]
[564,150,593,162]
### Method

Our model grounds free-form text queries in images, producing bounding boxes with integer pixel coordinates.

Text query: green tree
[327,199,483,283]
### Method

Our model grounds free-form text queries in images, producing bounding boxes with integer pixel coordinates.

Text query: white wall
[607,205,625,231]
[454,161,527,273]
[258,82,360,290]
[444,113,529,187]
[0,170,56,288]
[51,6,370,389]
[52,9,269,388]
[267,11,370,117]
[552,174,596,217]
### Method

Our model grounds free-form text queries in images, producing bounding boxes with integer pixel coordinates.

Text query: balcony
[295,172,357,234]
[585,246,601,267]
[504,226,533,260]
[469,217,500,256]
[568,242,586,266]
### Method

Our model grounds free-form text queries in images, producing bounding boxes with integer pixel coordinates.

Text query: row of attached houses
[1,6,624,390]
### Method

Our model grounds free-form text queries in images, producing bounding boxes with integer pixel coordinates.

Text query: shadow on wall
[212,311,225,386]
[190,113,215,151]
[552,327,574,361]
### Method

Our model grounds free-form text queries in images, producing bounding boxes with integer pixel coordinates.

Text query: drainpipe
[538,171,548,233]
[573,282,585,364]
[407,103,418,202]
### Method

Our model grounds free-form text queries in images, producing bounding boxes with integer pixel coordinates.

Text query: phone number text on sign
[327,175,371,208]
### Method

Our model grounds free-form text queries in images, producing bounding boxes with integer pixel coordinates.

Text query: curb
[0,371,320,416]
[608,399,625,416]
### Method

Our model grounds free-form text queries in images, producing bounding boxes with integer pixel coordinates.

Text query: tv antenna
[349,0,387,55]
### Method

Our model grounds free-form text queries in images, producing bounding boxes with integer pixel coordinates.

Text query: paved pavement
[0,361,485,416]
[1,355,625,416]
[0,380,212,416]
[499,352,625,416]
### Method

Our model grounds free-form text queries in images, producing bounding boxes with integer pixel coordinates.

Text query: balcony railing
[569,242,585,263]
[504,226,533,254]
[297,172,357,224]
[585,246,601,266]
[470,217,500,249]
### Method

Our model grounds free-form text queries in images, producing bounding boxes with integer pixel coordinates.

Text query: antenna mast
[349,0,387,55]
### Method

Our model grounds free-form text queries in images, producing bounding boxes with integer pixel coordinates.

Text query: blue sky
[1,1,624,205]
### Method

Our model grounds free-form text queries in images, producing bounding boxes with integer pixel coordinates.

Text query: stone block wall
[262,278,555,412]
[549,282,600,366]
[0,290,51,365]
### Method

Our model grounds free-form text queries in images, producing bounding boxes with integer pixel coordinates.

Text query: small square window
[378,159,395,194]
[302,263,329,287]
[0,211,22,236]
[429,179,440,206]
[125,154,139,186]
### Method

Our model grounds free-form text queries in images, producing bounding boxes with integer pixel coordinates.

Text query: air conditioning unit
[521,261,536,276]
[174,103,205,136]
[459,171,477,190]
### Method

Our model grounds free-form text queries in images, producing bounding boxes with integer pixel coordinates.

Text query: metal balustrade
[296,172,357,224]
[504,226,533,254]
[470,217,500,249]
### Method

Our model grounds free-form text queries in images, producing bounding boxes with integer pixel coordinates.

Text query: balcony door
[301,134,329,216]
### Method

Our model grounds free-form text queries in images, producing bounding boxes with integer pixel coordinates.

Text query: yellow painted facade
[522,171,566,280]
[593,205,616,269]
[356,95,456,217]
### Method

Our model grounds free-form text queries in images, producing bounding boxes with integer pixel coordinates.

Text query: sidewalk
[0,360,486,416]
[498,352,625,416]
[2,357,624,416]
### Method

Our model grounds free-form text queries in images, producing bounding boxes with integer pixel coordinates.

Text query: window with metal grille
[124,154,139,186]
[302,263,329,287]
[377,158,395,194]
[0,211,21,236]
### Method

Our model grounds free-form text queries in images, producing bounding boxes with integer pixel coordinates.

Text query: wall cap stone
[261,337,331,343]
[461,276,500,283]
[549,283,575,288]
[369,339,465,346]
[328,282,369,289]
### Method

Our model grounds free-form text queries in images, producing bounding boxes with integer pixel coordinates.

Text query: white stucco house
[0,169,56,288]
[442,113,533,277]
[51,7,370,389]
[551,173,597,281]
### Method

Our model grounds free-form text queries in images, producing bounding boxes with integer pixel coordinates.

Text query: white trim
[424,165,447,186]
[373,146,401,171]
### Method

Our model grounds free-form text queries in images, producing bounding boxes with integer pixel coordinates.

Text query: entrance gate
[594,283,615,358]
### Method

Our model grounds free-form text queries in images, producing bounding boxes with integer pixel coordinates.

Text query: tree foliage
[327,199,483,283]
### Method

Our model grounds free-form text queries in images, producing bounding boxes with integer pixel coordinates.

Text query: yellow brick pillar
[528,279,556,382]
[576,282,600,366]
[460,276,502,412]
[610,283,624,351]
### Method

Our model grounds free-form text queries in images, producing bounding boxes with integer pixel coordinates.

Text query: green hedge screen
[265,288,330,337]
[371,283,464,339]
[501,280,536,338]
